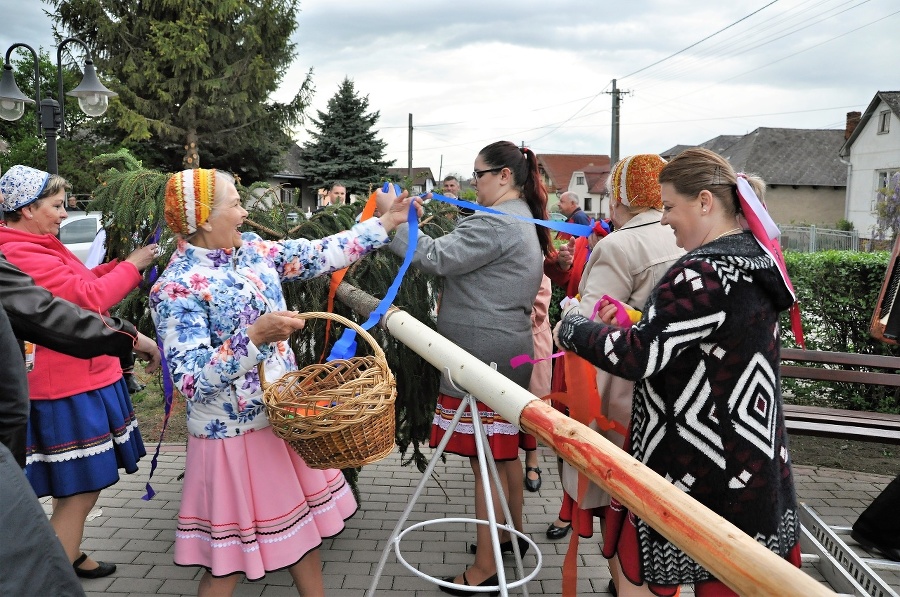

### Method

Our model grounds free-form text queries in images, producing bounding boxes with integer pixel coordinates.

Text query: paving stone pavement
[45,444,898,596]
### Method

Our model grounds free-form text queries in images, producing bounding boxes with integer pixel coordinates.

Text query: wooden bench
[780,348,900,444]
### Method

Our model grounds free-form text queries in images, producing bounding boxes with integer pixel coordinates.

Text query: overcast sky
[3,0,898,181]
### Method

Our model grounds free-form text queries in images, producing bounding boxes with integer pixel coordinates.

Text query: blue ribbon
[428,192,595,238]
[141,333,175,500]
[327,183,416,361]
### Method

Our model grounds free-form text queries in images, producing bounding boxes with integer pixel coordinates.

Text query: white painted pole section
[382,308,537,425]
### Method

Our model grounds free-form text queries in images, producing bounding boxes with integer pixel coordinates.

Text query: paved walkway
[50,444,898,596]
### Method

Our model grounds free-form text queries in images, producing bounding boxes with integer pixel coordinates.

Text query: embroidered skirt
[175,426,357,580]
[25,377,145,498]
[602,498,803,596]
[429,393,529,460]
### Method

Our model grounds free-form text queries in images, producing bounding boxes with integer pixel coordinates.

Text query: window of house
[280,187,294,204]
[576,176,585,186]
[584,196,592,212]
[878,171,890,191]
[878,110,891,134]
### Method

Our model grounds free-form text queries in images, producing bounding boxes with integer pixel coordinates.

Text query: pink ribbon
[736,175,806,349]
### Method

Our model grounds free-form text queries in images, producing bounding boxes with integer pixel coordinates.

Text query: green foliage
[46,0,312,180]
[300,78,395,196]
[459,188,477,202]
[835,218,855,231]
[780,250,900,412]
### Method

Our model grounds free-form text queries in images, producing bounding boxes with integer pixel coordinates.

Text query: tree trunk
[183,128,200,169]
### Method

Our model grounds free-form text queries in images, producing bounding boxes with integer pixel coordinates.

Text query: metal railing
[780,225,860,252]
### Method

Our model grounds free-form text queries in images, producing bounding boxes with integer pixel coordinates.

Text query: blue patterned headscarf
[0,165,50,212]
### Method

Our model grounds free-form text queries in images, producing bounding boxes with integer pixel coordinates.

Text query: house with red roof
[535,153,610,218]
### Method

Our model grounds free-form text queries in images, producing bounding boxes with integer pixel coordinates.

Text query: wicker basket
[260,312,396,469]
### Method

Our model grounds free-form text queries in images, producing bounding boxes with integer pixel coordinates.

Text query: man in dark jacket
[0,251,159,597]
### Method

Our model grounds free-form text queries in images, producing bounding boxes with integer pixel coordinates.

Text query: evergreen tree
[301,78,394,197]
[45,0,312,180]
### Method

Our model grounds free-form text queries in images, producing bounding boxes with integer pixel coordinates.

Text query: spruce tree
[301,78,394,197]
[45,0,312,180]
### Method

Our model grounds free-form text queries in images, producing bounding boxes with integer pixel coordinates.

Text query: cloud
[4,0,898,180]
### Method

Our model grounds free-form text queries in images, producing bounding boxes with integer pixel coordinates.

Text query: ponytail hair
[477,141,551,256]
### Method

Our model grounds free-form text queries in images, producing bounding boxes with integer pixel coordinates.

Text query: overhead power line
[620,0,781,80]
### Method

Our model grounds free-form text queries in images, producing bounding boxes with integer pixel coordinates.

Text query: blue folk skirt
[25,377,146,498]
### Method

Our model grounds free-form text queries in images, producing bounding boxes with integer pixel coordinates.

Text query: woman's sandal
[439,571,500,596]
[73,552,117,579]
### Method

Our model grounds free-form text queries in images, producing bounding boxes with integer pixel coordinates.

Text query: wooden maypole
[336,282,833,597]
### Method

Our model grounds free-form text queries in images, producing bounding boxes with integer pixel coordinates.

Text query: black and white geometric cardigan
[558,232,799,585]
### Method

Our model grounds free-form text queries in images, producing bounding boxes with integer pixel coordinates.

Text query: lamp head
[0,63,35,121]
[66,60,117,117]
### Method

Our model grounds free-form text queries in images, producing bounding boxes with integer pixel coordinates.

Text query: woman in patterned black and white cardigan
[554,147,801,597]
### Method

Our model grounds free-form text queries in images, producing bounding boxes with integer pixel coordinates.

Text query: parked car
[58,212,103,264]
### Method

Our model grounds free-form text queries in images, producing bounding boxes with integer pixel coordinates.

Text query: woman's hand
[125,243,160,272]
[552,320,564,349]
[597,299,631,326]
[133,332,161,373]
[247,311,306,346]
[556,238,575,271]
[376,184,424,232]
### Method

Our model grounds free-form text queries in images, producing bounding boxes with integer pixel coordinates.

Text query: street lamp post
[0,37,117,175]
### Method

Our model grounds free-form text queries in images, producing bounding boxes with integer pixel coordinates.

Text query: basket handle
[257,311,386,389]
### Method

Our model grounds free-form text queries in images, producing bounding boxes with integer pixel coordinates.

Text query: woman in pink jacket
[0,165,159,580]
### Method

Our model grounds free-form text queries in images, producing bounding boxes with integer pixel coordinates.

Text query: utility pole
[408,113,413,179]
[606,79,630,165]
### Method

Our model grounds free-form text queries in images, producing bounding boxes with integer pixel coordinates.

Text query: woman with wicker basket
[150,169,420,597]
[385,140,552,595]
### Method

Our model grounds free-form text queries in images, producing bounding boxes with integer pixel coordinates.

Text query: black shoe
[124,374,145,395]
[524,466,542,492]
[851,528,900,561]
[546,521,571,540]
[468,536,529,556]
[439,572,500,596]
[73,553,116,579]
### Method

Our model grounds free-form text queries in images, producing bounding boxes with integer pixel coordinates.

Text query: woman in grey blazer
[389,140,551,595]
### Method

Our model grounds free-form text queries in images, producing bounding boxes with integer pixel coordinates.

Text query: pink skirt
[175,426,357,580]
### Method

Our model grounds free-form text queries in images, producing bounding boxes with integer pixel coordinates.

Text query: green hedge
[549,250,900,413]
[780,250,900,413]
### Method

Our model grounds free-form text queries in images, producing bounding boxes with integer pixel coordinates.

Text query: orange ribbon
[548,352,626,596]
[319,192,379,361]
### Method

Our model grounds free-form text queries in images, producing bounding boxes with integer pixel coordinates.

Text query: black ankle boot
[851,474,900,561]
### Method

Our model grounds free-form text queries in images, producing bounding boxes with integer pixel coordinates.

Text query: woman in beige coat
[559,154,684,595]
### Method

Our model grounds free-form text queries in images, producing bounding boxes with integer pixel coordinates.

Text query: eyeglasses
[472,167,505,180]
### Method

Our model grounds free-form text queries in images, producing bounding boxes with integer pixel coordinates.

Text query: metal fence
[779,225,860,252]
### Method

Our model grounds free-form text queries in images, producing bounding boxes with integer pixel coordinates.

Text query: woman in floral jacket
[150,169,419,596]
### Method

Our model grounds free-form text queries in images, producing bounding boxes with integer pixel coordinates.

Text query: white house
[840,91,900,234]
[566,165,610,219]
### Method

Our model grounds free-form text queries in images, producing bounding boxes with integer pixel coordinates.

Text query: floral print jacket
[149,220,389,439]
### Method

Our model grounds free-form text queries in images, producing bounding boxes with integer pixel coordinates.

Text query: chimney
[845,111,861,140]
